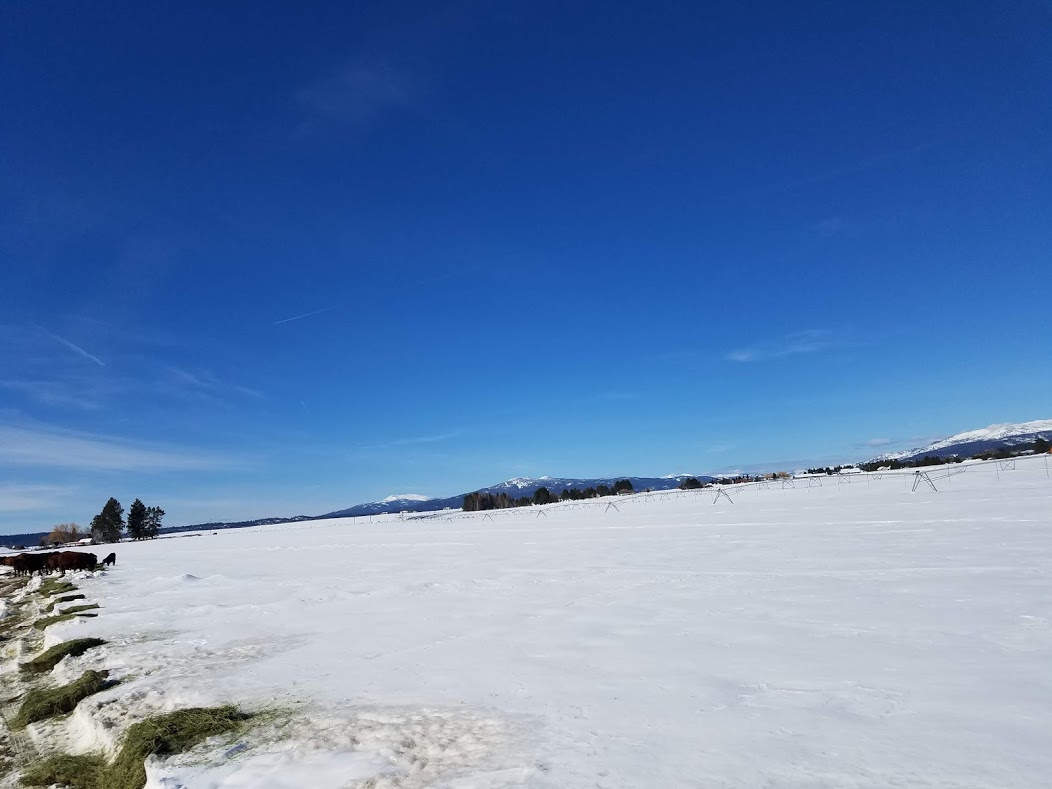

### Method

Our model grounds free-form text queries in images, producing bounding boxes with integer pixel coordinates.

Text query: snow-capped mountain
[152,420,1047,537]
[324,494,437,518]
[871,419,1052,462]
[380,494,433,504]
[479,475,710,498]
[319,475,711,519]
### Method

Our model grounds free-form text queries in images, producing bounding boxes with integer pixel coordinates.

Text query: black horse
[102,552,116,566]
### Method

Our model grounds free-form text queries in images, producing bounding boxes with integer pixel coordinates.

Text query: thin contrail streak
[40,328,105,366]
[273,305,339,325]
[756,142,934,194]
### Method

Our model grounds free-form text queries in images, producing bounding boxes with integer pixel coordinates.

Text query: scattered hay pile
[43,593,85,613]
[37,580,77,597]
[13,670,112,729]
[32,609,99,630]
[59,604,100,616]
[19,638,107,675]
[20,706,248,789]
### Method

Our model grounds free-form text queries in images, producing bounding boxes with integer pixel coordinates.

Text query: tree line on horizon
[36,498,166,546]
[88,497,165,543]
[0,496,167,550]
[2,496,167,550]
[8,438,1048,547]
[463,480,635,511]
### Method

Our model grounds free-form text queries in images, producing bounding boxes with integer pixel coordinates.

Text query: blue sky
[1,1,1050,533]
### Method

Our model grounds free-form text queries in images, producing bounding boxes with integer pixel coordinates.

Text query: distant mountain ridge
[139,428,1046,535]
[154,475,710,536]
[7,418,1047,546]
[321,474,711,519]
[871,419,1052,462]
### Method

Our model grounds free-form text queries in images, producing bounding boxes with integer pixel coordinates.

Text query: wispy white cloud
[862,437,894,447]
[589,391,642,402]
[165,366,265,401]
[273,305,339,325]
[0,379,102,410]
[0,423,251,472]
[725,330,837,363]
[355,431,461,451]
[39,328,104,366]
[414,267,483,288]
[757,143,933,194]
[0,358,262,414]
[815,216,849,238]
[0,482,78,513]
[725,350,756,362]
[704,442,735,454]
[296,59,414,134]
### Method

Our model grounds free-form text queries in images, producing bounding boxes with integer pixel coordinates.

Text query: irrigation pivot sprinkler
[912,470,938,492]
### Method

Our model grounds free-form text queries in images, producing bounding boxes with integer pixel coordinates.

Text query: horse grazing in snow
[48,551,98,575]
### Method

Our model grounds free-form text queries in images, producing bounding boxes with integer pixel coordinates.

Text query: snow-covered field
[14,457,1052,787]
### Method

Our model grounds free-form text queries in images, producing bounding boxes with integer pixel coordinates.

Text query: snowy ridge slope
[321,475,711,519]
[380,494,433,504]
[872,419,1052,462]
[325,496,442,518]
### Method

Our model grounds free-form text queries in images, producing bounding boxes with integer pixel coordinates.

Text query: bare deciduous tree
[46,522,82,545]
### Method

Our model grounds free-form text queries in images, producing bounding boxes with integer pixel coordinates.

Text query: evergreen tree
[90,497,125,543]
[532,487,554,505]
[127,498,147,540]
[143,506,165,539]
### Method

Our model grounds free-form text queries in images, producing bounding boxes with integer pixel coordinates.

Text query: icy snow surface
[42,456,1052,787]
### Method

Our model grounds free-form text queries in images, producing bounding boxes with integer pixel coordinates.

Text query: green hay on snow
[18,753,107,789]
[19,638,106,675]
[20,705,248,789]
[32,611,98,630]
[38,579,77,597]
[60,604,100,616]
[13,670,111,729]
[43,593,86,613]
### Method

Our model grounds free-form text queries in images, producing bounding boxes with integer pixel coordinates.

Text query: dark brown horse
[10,553,48,576]
[48,551,98,575]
